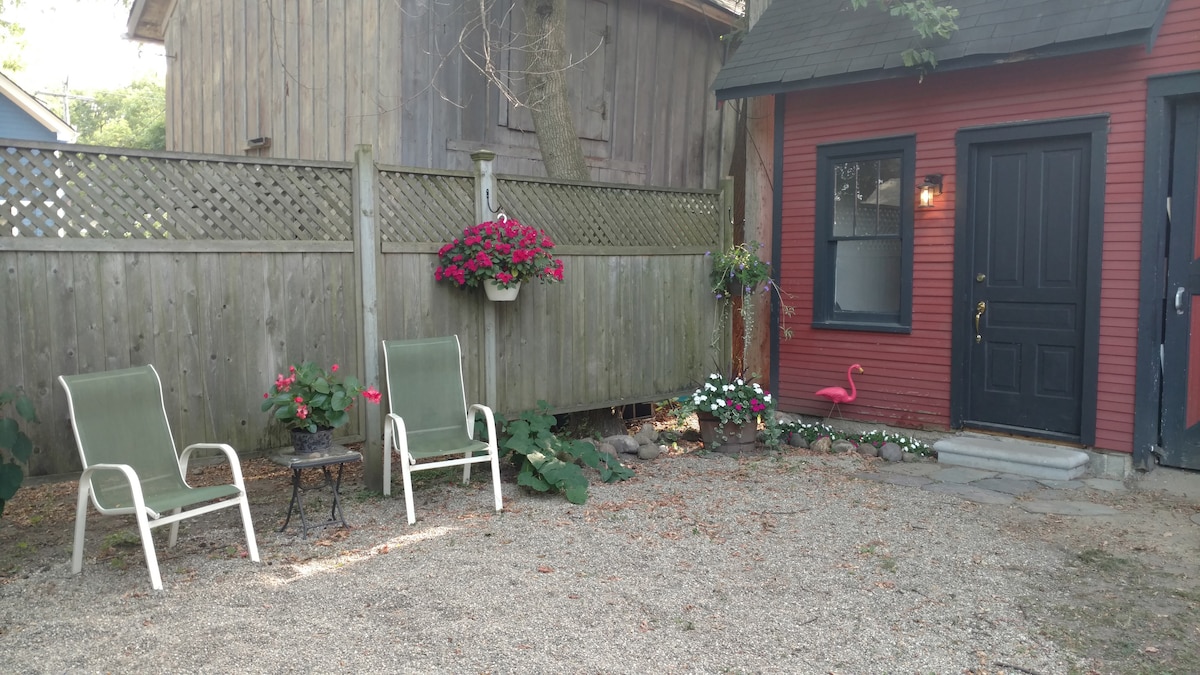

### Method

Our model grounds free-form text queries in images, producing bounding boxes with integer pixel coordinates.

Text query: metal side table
[271,446,363,538]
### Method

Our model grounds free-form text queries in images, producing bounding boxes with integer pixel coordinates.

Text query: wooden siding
[161,0,733,189]
[775,1,1200,453]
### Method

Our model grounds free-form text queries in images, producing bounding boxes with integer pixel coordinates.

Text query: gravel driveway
[0,447,1186,673]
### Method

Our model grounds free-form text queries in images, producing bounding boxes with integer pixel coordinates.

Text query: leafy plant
[679,371,774,427]
[498,402,634,504]
[262,361,381,433]
[780,419,933,457]
[707,242,795,353]
[0,387,37,518]
[849,0,959,71]
[435,216,564,290]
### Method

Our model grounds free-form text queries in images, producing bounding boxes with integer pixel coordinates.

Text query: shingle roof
[713,0,1171,99]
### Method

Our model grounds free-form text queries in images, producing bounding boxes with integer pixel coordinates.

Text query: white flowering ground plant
[682,372,774,427]
[779,420,933,457]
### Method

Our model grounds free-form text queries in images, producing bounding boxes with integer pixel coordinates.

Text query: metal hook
[485,188,503,215]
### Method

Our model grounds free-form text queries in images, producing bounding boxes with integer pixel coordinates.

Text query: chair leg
[462,450,472,484]
[71,482,91,576]
[382,424,393,497]
[489,449,503,513]
[402,459,417,525]
[135,509,164,591]
[168,508,182,548]
[239,496,261,562]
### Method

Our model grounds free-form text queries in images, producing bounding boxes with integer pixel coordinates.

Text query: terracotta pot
[291,427,333,455]
[484,279,521,301]
[697,413,757,453]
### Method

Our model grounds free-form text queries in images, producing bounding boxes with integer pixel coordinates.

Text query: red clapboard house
[713,0,1200,470]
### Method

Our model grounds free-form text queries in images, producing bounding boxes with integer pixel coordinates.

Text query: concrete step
[933,433,1089,481]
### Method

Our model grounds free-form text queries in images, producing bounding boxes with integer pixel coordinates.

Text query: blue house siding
[0,95,58,141]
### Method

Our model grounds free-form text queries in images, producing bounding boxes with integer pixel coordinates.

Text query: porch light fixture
[917,174,943,208]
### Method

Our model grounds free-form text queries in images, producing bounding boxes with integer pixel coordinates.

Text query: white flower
[709,373,721,380]
[710,403,718,411]
[705,383,717,392]
[736,378,744,386]
[717,399,726,407]
[752,383,763,394]
[764,394,772,402]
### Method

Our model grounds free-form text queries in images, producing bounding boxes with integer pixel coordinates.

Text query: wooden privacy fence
[0,141,729,489]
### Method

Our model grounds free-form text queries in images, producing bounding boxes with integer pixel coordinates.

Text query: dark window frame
[813,135,916,332]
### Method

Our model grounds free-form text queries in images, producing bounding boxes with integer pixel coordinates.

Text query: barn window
[813,136,915,332]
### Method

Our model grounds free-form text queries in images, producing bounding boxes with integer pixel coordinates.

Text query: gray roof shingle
[713,0,1171,99]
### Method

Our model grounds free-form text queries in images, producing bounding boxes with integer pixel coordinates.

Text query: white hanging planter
[484,279,521,301]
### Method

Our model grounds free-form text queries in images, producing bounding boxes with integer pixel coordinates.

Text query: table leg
[278,469,303,533]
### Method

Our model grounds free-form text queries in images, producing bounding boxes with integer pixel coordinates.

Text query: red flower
[363,386,382,404]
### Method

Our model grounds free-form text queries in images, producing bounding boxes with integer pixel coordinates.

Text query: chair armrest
[179,443,248,491]
[79,463,150,516]
[467,404,497,445]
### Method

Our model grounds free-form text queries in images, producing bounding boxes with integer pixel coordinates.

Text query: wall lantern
[917,174,943,208]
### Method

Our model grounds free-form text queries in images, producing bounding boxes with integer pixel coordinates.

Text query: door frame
[950,116,1107,444]
[1133,71,1200,470]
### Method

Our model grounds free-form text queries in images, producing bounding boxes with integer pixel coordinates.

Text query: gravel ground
[2,449,1090,673]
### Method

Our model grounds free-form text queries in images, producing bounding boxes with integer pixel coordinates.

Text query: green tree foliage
[0,0,26,72]
[850,0,959,68]
[68,77,166,149]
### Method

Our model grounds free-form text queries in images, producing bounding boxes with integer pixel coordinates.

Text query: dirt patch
[2,443,1199,673]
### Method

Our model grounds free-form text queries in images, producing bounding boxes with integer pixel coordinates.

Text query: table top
[270,445,363,470]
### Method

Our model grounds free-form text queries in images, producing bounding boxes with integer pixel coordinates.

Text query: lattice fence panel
[497,178,721,248]
[377,169,476,242]
[0,145,353,240]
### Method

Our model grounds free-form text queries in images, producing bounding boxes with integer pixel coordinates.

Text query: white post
[354,145,384,493]
[472,150,499,411]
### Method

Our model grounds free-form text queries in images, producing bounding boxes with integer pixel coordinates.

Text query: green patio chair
[58,365,260,591]
[382,336,503,524]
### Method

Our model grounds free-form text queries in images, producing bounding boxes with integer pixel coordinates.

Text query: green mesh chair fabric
[59,366,238,513]
[382,336,504,523]
[58,364,260,590]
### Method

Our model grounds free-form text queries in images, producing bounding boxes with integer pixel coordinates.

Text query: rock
[637,444,662,460]
[811,436,832,453]
[856,442,879,458]
[879,442,903,462]
[604,435,640,455]
[831,439,856,454]
[633,424,659,444]
[598,442,619,460]
[789,434,809,449]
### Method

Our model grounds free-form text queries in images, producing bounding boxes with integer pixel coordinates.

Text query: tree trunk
[522,0,589,181]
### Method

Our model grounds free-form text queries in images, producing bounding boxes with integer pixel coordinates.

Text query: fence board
[1,141,724,477]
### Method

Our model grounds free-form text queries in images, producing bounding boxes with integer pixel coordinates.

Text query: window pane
[832,158,903,237]
[833,239,901,314]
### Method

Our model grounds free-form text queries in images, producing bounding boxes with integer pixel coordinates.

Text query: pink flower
[331,364,339,373]
[294,396,304,403]
[296,405,309,419]
[363,386,382,404]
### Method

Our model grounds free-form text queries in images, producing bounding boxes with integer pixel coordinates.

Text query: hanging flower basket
[484,279,521,301]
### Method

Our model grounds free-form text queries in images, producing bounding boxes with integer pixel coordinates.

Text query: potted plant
[679,372,774,453]
[707,242,794,366]
[262,361,381,454]
[434,216,565,300]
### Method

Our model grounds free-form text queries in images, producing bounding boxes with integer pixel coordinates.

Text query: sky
[2,1,166,97]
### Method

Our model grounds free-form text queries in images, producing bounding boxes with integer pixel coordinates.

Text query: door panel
[965,137,1090,437]
[1160,99,1200,469]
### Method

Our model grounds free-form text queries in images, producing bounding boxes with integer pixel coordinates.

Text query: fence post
[472,149,499,411]
[353,145,384,493]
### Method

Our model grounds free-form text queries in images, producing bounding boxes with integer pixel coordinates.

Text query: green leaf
[14,395,37,423]
[517,463,551,492]
[0,462,23,501]
[10,433,32,463]
[0,418,16,450]
[325,410,349,428]
[563,484,588,504]
[330,390,350,411]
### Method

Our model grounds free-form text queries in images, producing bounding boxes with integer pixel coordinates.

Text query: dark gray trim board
[1133,71,1200,470]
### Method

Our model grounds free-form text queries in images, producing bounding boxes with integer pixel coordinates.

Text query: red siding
[776,0,1200,452]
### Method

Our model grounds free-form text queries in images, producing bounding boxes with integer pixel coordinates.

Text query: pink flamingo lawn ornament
[815,363,864,418]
